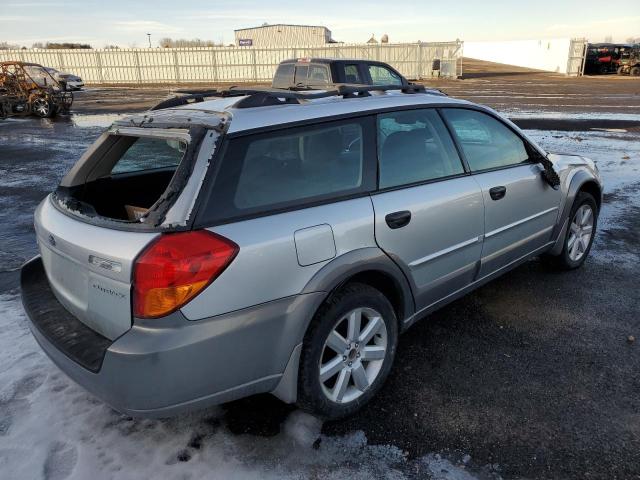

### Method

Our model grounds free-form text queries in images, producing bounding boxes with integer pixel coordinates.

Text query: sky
[1,0,639,48]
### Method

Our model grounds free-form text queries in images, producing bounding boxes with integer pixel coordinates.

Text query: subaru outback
[21,85,602,419]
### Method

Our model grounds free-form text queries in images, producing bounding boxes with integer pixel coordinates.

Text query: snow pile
[0,295,488,479]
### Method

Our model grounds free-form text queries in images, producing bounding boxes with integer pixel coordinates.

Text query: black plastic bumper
[20,256,111,372]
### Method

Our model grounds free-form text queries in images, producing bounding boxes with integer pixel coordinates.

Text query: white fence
[0,42,463,85]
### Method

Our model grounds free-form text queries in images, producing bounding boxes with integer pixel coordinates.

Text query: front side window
[377,109,464,189]
[204,118,375,222]
[368,65,402,86]
[111,136,186,174]
[441,109,529,171]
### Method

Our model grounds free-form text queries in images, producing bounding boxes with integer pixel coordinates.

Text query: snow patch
[0,294,489,479]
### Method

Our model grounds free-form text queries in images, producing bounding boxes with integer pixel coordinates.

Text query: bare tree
[603,35,613,43]
[31,42,92,49]
[0,41,21,50]
[159,37,221,48]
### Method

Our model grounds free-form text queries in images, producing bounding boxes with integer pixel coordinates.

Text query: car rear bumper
[21,256,323,417]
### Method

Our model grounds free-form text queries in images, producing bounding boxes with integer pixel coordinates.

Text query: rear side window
[368,65,403,86]
[273,63,294,87]
[343,64,362,83]
[441,109,529,171]
[294,65,309,84]
[202,118,376,223]
[111,137,186,174]
[377,109,464,189]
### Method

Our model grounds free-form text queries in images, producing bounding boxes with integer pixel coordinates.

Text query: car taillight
[133,231,238,319]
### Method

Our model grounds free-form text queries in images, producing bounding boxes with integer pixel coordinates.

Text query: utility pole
[147,33,151,48]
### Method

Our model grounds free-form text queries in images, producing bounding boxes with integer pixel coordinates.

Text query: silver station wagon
[21,85,603,419]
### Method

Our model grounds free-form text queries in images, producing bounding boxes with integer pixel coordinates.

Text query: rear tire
[546,192,598,270]
[630,66,640,77]
[297,283,398,420]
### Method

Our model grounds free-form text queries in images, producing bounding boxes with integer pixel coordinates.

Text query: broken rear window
[111,137,187,174]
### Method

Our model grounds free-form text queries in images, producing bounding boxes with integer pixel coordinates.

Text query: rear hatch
[35,199,156,339]
[35,109,226,339]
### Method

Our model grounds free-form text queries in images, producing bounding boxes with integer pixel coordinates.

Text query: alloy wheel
[567,204,594,261]
[32,97,50,117]
[318,307,388,404]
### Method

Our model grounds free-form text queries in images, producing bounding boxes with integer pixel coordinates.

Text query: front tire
[630,66,640,77]
[297,283,398,419]
[549,192,598,270]
[31,97,54,118]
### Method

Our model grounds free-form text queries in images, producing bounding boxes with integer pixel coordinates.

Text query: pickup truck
[272,58,409,89]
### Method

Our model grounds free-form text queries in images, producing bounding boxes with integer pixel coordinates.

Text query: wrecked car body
[0,61,73,118]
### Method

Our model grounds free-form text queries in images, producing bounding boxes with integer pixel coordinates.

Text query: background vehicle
[617,45,640,76]
[21,85,602,420]
[0,61,73,118]
[583,43,628,74]
[42,67,84,90]
[272,58,410,88]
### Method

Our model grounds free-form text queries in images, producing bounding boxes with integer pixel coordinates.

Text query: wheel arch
[301,247,416,330]
[550,171,602,256]
[577,179,602,211]
[272,247,415,404]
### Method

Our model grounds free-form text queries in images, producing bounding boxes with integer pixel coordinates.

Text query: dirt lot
[0,62,639,479]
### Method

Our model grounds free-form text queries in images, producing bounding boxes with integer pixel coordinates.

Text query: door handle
[385,210,412,229]
[489,186,507,200]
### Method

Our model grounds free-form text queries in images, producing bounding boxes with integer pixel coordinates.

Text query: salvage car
[272,58,409,89]
[0,61,73,118]
[21,85,602,419]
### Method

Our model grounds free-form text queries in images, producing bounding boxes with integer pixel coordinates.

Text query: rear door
[371,108,484,311]
[336,63,367,84]
[441,108,562,277]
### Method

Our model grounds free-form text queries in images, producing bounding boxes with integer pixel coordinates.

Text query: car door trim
[409,235,482,267]
[484,206,558,238]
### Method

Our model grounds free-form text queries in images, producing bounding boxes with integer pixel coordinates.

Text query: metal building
[234,24,333,47]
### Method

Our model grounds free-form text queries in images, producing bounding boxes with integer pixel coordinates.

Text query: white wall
[464,38,572,74]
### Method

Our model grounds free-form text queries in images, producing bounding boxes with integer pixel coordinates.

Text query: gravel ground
[0,65,639,479]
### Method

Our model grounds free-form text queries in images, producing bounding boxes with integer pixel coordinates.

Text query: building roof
[234,24,329,32]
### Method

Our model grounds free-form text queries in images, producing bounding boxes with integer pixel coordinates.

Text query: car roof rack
[150,83,446,111]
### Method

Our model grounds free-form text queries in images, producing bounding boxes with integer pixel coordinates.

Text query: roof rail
[150,83,446,111]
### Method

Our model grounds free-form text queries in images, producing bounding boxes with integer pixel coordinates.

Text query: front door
[441,108,562,277]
